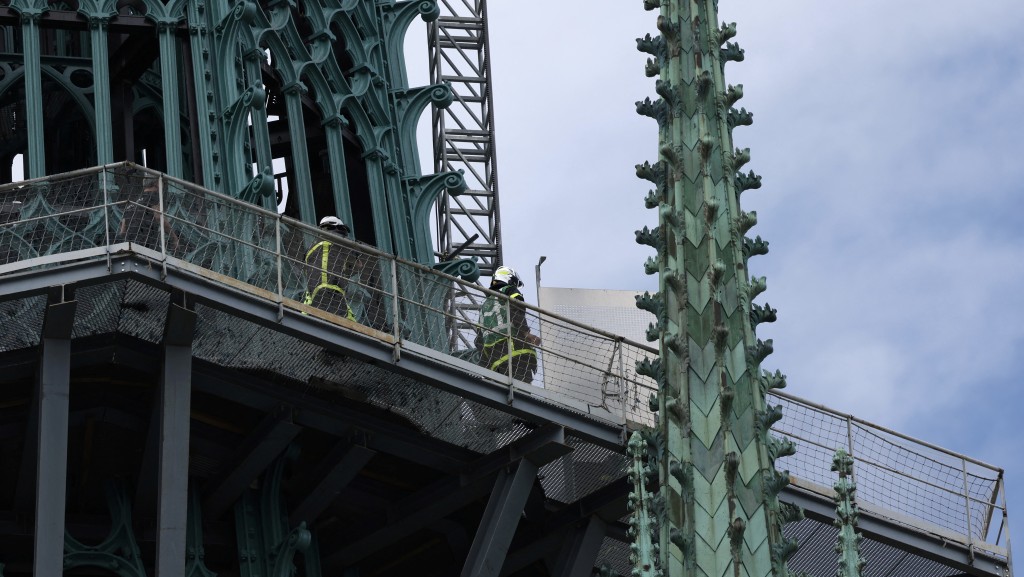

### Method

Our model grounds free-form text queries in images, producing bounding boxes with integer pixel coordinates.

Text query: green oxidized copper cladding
[186,491,217,577]
[628,431,663,577]
[833,449,867,577]
[633,1,799,575]
[63,481,148,577]
[0,0,472,278]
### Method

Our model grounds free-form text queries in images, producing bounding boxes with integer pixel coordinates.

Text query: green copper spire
[633,1,801,575]
[628,432,662,577]
[832,450,866,577]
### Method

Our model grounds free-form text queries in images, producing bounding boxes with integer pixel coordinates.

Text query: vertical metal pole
[323,119,354,229]
[962,459,976,562]
[504,297,514,402]
[88,16,114,166]
[390,258,401,362]
[157,175,168,279]
[21,11,46,179]
[155,303,196,577]
[460,458,538,577]
[846,415,857,486]
[157,174,166,252]
[534,256,546,310]
[34,298,76,576]
[982,470,1002,539]
[275,216,284,321]
[101,169,112,271]
[617,340,627,431]
[998,473,1013,571]
[156,26,183,178]
[185,2,215,187]
[534,257,546,388]
[281,86,315,223]
[551,516,607,577]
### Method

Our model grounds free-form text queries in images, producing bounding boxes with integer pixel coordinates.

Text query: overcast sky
[410,0,1024,551]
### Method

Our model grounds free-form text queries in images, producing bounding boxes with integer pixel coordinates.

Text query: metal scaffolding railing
[770,391,1009,558]
[0,162,1010,567]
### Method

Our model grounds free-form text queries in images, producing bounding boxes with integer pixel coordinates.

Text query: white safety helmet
[492,266,522,288]
[318,216,350,236]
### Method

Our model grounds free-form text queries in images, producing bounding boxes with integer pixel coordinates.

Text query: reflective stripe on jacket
[306,240,347,287]
[480,284,535,371]
[304,240,356,321]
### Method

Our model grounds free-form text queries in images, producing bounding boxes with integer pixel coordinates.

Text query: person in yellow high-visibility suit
[304,216,357,322]
[479,266,540,383]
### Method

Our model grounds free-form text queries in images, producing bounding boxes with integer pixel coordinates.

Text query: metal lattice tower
[428,0,503,276]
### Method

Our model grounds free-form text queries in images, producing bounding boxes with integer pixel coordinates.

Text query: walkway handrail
[770,389,1002,472]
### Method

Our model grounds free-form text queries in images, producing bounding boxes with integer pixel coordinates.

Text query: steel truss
[428,0,502,276]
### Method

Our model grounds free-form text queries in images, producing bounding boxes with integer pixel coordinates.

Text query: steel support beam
[325,426,571,570]
[192,360,477,475]
[500,529,568,577]
[33,296,76,576]
[461,458,538,577]
[325,467,497,570]
[202,404,301,520]
[551,516,607,577]
[289,443,376,527]
[544,476,630,533]
[431,518,472,564]
[501,477,630,575]
[155,302,196,577]
[14,377,40,513]
[32,336,480,478]
[464,423,573,479]
[136,397,162,516]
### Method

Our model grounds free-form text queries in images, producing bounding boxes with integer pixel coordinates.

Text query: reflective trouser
[482,342,537,384]
[304,284,356,322]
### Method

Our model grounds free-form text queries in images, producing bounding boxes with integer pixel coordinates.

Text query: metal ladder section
[428,0,502,277]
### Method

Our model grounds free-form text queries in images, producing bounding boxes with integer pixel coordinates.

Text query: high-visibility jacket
[304,240,356,321]
[480,284,536,372]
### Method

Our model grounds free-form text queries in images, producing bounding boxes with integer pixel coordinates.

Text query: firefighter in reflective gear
[304,216,356,322]
[480,266,540,383]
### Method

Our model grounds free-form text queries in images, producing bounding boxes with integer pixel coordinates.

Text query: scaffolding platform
[0,164,1010,576]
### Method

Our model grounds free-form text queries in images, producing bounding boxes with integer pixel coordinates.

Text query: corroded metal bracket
[63,480,147,577]
[186,490,217,577]
[234,445,312,577]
